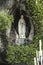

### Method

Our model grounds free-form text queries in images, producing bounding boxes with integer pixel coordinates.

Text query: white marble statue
[18,15,26,38]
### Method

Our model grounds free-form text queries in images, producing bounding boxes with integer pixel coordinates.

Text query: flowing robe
[18,18,26,38]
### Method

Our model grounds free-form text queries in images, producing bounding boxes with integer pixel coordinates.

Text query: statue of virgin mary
[18,15,26,38]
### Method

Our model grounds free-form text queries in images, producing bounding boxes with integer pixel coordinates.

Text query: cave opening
[11,8,31,38]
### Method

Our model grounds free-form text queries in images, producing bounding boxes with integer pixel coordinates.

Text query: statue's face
[21,15,24,19]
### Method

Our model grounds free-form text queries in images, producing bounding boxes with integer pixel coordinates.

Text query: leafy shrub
[26,0,43,35]
[0,10,13,31]
[5,32,43,65]
[5,42,38,65]
[0,10,14,46]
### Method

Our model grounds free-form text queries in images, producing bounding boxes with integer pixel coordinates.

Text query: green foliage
[5,33,43,65]
[5,44,37,65]
[26,0,43,34]
[0,11,13,31]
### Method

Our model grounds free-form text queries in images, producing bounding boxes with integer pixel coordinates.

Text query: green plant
[26,0,43,35]
[5,44,37,65]
[5,33,43,65]
[0,10,13,46]
[0,11,13,31]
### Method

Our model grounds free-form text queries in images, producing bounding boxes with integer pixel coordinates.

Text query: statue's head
[21,15,24,19]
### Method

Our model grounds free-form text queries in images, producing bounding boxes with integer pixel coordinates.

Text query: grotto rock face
[0,0,26,10]
[0,0,14,10]
[0,0,34,45]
